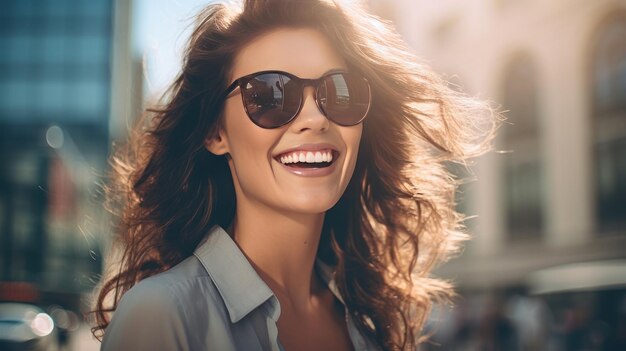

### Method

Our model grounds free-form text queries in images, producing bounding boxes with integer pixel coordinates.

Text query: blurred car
[0,302,58,351]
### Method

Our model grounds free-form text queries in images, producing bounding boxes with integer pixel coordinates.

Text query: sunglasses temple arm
[224,85,241,100]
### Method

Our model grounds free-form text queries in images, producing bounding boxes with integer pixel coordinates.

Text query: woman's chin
[281,193,341,215]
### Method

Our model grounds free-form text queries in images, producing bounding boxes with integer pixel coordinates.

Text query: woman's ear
[204,129,230,156]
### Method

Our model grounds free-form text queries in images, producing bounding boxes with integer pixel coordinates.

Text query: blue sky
[134,0,213,97]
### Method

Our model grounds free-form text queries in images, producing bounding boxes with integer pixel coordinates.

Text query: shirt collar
[193,225,343,323]
[193,225,275,323]
[314,256,345,304]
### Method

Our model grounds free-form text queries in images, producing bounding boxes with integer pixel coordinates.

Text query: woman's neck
[229,202,327,312]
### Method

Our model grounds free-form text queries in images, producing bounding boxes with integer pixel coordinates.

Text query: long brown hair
[92,1,497,349]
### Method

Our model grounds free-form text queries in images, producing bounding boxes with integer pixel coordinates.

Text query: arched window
[592,14,626,232]
[500,53,544,241]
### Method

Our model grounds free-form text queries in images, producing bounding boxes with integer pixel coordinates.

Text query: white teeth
[315,152,322,162]
[277,150,335,164]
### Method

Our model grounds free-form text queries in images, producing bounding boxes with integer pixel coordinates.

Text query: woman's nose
[289,86,330,133]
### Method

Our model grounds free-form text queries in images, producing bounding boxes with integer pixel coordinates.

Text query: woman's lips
[272,143,341,177]
[273,149,340,177]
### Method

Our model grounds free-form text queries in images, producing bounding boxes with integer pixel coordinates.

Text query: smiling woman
[91,1,497,350]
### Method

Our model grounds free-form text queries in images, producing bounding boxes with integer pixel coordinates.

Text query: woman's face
[208,28,363,216]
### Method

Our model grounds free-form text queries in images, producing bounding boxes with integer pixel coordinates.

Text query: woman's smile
[273,143,341,177]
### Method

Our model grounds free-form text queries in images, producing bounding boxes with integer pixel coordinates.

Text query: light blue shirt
[101,225,381,350]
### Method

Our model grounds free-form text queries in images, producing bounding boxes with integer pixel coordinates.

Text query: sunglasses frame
[223,69,372,129]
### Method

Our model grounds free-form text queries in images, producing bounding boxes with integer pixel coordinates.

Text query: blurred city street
[1,0,625,350]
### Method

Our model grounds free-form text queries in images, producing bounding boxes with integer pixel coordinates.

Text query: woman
[92,0,495,350]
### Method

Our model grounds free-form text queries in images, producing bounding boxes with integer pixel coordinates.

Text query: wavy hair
[92,0,497,349]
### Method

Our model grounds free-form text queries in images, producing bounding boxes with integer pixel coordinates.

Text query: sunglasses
[223,70,371,129]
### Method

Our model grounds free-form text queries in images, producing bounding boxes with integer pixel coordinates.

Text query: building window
[500,53,544,241]
[592,14,626,232]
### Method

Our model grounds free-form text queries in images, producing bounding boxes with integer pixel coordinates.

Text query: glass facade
[0,0,112,301]
[0,1,111,124]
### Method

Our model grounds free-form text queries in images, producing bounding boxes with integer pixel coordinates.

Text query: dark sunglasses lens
[242,73,301,128]
[317,73,370,126]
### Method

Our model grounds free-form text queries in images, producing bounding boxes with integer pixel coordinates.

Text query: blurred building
[377,0,626,288]
[370,0,626,349]
[0,0,135,323]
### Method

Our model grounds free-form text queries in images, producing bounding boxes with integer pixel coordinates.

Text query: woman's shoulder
[120,254,225,312]
[101,255,227,350]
